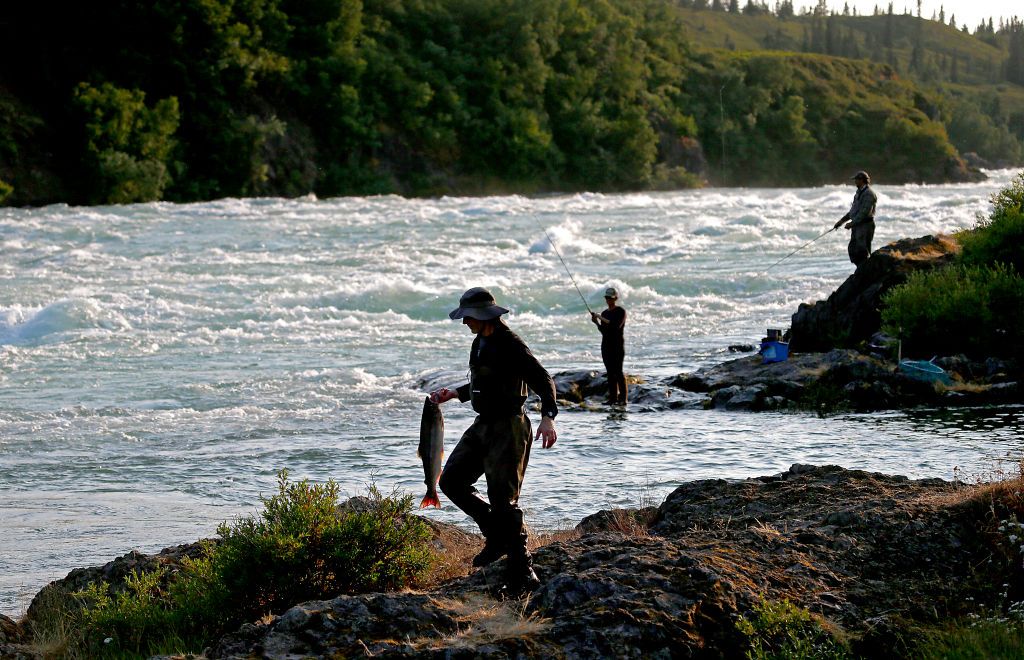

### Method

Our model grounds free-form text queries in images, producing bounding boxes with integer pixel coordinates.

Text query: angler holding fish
[429,287,558,596]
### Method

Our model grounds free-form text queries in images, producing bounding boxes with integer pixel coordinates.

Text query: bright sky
[793,1,1021,31]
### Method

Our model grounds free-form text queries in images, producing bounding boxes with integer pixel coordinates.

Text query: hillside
[676,6,1024,167]
[0,0,1020,206]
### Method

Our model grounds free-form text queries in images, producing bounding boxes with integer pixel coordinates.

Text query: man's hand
[591,312,605,325]
[843,222,852,230]
[833,218,847,230]
[430,387,458,404]
[537,417,557,449]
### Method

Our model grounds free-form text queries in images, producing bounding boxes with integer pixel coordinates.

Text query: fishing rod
[763,226,839,274]
[536,223,594,315]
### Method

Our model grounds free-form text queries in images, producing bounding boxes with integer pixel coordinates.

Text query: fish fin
[420,492,441,509]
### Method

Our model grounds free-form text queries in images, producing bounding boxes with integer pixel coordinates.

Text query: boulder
[789,234,960,353]
[549,370,701,411]
[0,615,21,644]
[24,541,212,636]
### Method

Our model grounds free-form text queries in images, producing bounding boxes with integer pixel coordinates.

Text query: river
[2,170,1022,615]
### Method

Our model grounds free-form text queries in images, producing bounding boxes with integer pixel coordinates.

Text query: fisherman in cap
[430,287,558,595]
[591,286,627,405]
[833,170,878,267]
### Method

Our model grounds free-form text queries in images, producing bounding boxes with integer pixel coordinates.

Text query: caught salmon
[418,396,444,508]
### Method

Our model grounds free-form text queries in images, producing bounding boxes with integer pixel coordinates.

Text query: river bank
[3,463,1023,658]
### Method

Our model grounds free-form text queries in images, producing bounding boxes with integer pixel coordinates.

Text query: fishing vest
[469,363,529,417]
[851,186,876,224]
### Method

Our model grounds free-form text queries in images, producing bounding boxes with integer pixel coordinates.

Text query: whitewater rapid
[2,171,1022,614]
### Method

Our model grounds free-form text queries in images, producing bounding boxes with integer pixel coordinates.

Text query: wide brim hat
[851,170,870,183]
[449,287,509,320]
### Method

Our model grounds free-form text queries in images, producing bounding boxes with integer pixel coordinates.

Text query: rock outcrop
[789,234,960,353]
[201,465,1020,658]
[8,465,1022,659]
[672,348,1019,411]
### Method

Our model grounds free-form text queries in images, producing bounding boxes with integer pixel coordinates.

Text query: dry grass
[418,594,550,651]
[917,462,1024,514]
[936,381,993,394]
[19,586,77,659]
[604,509,653,538]
[529,524,581,551]
[417,540,482,588]
[886,233,960,260]
[750,520,785,541]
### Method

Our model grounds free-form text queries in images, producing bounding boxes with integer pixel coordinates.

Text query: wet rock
[728,344,755,352]
[553,369,605,403]
[790,235,960,353]
[551,370,699,411]
[843,380,897,411]
[712,384,767,411]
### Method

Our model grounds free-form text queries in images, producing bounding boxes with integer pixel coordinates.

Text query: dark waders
[602,345,626,404]
[438,413,535,588]
[848,222,875,266]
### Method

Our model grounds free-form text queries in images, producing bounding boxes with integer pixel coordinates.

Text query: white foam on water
[2,169,1023,615]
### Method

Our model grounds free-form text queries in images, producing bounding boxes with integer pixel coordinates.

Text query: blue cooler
[760,340,789,364]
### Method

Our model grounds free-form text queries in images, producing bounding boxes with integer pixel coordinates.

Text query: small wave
[0,299,132,346]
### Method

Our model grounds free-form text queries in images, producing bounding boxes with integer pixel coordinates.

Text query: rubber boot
[503,532,540,596]
[472,523,508,567]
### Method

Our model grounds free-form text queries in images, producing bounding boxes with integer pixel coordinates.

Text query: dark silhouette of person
[429,287,557,596]
[591,286,627,405]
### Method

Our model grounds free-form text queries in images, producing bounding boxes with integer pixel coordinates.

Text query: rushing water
[2,171,1023,614]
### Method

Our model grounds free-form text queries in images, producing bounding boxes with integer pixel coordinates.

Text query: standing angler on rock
[833,170,878,267]
[430,287,558,595]
[590,286,627,405]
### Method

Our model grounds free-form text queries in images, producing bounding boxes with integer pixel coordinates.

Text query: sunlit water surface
[2,171,1023,614]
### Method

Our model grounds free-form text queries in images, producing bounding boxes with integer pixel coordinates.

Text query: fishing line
[763,226,839,274]
[533,218,594,315]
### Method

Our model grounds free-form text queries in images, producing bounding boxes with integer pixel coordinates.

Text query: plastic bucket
[760,340,789,364]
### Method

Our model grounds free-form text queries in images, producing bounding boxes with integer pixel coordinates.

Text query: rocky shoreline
[558,233,1019,413]
[4,464,1023,658]
[420,234,1021,415]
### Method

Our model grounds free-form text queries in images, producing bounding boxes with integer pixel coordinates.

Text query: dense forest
[0,0,1021,205]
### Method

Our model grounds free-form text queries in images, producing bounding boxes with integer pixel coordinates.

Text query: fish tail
[419,491,441,509]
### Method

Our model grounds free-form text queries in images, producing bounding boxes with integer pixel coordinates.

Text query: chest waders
[439,363,538,593]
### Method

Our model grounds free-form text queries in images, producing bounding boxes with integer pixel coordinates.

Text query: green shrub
[73,571,187,659]
[959,171,1024,274]
[211,471,432,622]
[736,598,849,659]
[0,177,12,204]
[69,471,432,658]
[881,263,1024,360]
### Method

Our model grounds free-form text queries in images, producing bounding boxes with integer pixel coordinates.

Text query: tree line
[0,0,1015,205]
